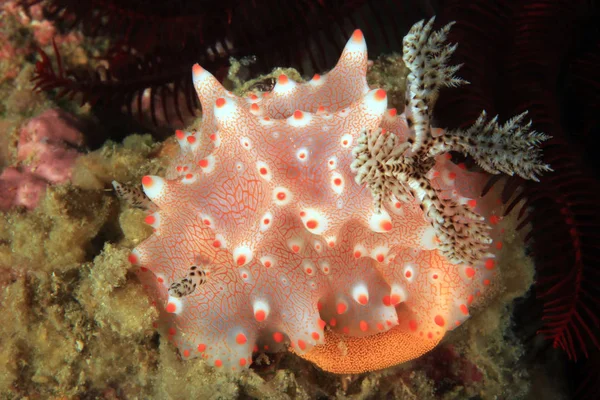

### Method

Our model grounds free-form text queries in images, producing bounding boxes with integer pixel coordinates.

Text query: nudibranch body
[125,19,550,373]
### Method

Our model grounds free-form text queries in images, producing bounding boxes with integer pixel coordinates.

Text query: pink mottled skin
[131,29,504,371]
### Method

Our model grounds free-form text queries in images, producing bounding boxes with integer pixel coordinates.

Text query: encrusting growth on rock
[122,18,550,374]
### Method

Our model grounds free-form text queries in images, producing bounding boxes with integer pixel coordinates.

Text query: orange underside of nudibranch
[296,325,441,374]
[127,22,514,374]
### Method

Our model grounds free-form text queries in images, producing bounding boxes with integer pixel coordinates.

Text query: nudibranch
[122,18,550,373]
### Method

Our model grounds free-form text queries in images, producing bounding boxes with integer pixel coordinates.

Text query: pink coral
[127,19,549,373]
[17,109,84,184]
[0,109,84,211]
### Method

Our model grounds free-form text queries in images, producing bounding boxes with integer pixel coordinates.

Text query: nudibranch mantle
[124,18,550,373]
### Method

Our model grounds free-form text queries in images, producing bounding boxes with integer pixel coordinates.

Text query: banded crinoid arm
[401,17,551,180]
[112,180,157,211]
[402,18,468,156]
[352,105,550,265]
[351,128,492,265]
[351,130,413,210]
[351,17,552,265]
[352,117,551,266]
[427,111,553,181]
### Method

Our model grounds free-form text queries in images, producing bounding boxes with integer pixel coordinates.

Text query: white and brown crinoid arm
[352,128,493,265]
[351,129,412,211]
[401,17,551,181]
[427,111,553,181]
[112,180,157,211]
[402,17,468,156]
[352,18,551,265]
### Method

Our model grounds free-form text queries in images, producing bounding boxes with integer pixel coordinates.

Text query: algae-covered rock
[71,133,164,191]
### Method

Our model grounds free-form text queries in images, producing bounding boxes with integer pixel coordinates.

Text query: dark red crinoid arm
[24,0,422,130]
[435,0,600,396]
[499,0,600,363]
[23,0,443,132]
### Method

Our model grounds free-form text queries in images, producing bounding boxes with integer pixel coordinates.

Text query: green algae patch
[76,244,158,339]
[0,137,162,398]
[0,182,128,397]
[71,133,164,191]
[1,184,115,275]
